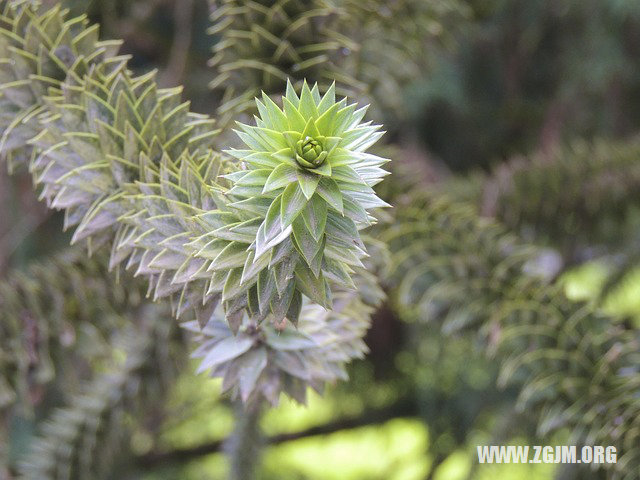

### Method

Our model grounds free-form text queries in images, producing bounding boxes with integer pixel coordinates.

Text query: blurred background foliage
[3,0,640,479]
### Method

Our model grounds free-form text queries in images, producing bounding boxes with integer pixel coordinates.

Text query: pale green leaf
[195,336,254,373]
[298,80,318,120]
[301,194,328,241]
[263,163,297,193]
[283,97,306,132]
[317,81,336,114]
[292,216,321,265]
[280,182,307,228]
[316,177,343,213]
[296,169,320,199]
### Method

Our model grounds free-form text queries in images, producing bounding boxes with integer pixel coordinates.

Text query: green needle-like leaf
[297,169,320,199]
[281,182,308,228]
[317,177,344,213]
[302,194,328,241]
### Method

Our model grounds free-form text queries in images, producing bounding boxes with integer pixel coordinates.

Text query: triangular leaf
[296,169,320,199]
[316,177,343,213]
[280,182,308,228]
[263,163,298,193]
[301,194,328,241]
[292,216,322,266]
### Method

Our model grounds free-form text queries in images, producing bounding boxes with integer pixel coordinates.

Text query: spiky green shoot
[224,79,390,319]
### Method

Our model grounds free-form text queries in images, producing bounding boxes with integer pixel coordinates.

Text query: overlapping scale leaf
[23,55,231,321]
[382,189,640,477]
[0,1,392,407]
[186,263,384,406]
[223,80,389,320]
[1,1,391,339]
[0,1,248,326]
[0,0,120,172]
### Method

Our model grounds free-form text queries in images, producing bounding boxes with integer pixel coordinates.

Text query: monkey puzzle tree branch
[0,0,390,406]
[383,190,640,476]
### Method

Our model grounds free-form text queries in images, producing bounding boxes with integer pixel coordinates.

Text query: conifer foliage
[2,1,640,479]
[0,0,388,411]
[208,0,362,124]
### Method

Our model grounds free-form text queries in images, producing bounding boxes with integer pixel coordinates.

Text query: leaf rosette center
[295,136,327,168]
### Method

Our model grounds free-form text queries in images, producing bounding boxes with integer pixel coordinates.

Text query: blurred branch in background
[18,304,179,479]
[159,0,195,87]
[0,248,187,478]
[137,396,419,468]
[0,172,54,275]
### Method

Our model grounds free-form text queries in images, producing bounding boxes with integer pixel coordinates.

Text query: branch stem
[225,401,264,480]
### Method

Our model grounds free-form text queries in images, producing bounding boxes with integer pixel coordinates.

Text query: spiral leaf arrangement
[0,0,390,406]
[0,250,149,414]
[188,238,386,405]
[0,1,120,172]
[18,306,178,479]
[383,190,640,477]
[225,80,389,321]
[188,284,379,405]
